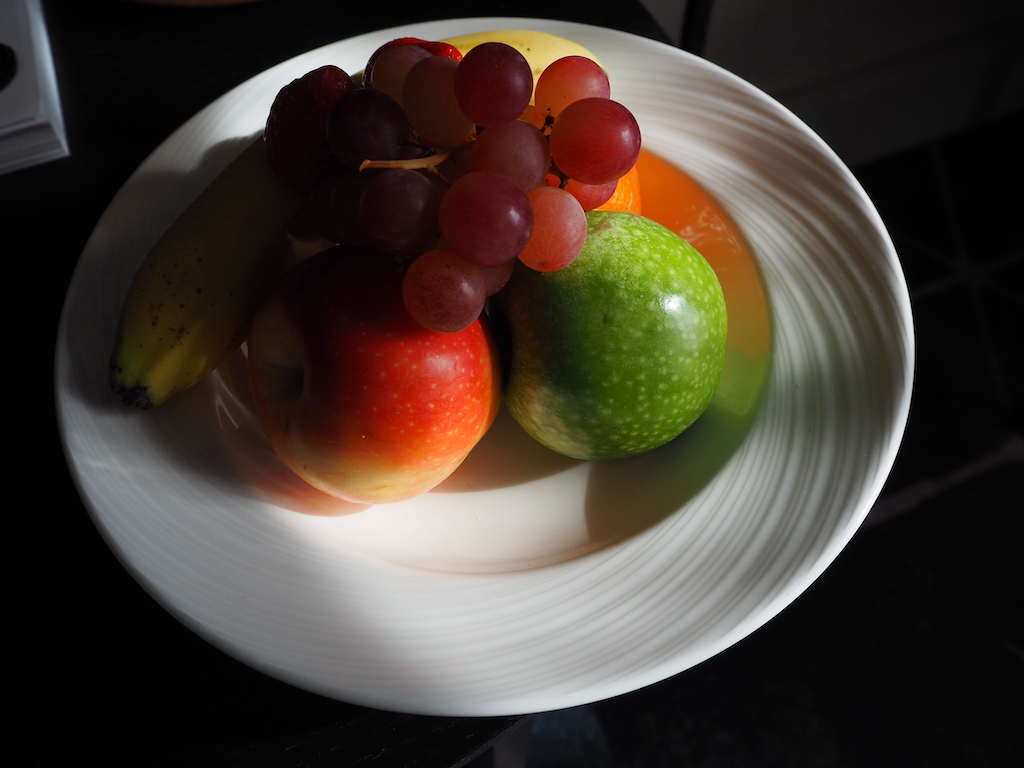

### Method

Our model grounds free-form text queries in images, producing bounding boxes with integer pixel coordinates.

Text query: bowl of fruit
[56,18,912,715]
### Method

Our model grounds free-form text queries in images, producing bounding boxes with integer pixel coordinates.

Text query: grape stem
[548,161,571,189]
[360,151,450,174]
[358,140,475,184]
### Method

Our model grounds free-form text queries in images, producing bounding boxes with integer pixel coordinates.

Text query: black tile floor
[507,110,1024,768]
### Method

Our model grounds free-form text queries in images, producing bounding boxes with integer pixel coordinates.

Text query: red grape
[402,249,486,332]
[479,261,515,296]
[517,186,587,271]
[549,97,641,185]
[361,37,463,89]
[439,171,534,268]
[471,119,551,192]
[534,56,610,121]
[366,43,432,103]
[559,176,618,210]
[403,56,476,147]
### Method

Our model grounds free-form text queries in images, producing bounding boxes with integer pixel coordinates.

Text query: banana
[443,29,601,89]
[109,134,306,409]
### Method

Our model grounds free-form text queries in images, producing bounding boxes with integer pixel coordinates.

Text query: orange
[595,162,642,214]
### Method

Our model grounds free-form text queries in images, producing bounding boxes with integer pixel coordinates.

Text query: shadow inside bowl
[583,400,762,549]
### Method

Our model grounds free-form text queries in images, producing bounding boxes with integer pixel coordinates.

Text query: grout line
[927,142,970,265]
[922,140,1020,415]
[908,247,1024,301]
[864,433,1024,528]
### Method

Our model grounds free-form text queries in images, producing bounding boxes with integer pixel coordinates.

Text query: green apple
[499,210,727,460]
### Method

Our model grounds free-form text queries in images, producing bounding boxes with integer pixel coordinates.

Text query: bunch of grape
[264,37,641,333]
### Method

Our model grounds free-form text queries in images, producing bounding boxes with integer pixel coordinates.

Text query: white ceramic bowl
[55,18,913,716]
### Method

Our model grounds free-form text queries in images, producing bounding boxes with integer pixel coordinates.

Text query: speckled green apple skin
[501,210,728,460]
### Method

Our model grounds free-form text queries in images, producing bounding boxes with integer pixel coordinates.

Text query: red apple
[246,245,501,504]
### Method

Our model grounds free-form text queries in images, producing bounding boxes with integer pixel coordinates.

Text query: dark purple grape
[311,169,382,246]
[453,43,533,128]
[326,88,411,170]
[359,169,444,256]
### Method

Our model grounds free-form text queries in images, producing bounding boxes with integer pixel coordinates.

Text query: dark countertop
[11,0,1022,766]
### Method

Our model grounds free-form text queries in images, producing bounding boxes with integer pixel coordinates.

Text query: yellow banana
[109,134,306,409]
[443,29,601,89]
